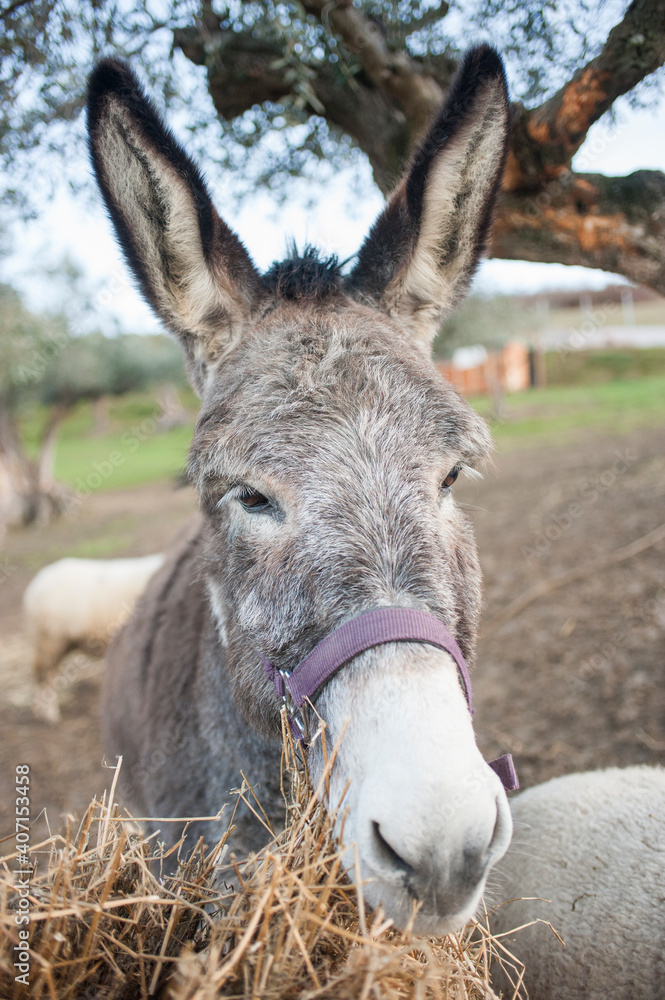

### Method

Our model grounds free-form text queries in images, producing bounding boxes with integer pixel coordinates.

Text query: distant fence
[437,341,531,397]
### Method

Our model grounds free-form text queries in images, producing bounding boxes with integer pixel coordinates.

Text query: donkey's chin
[361,872,487,936]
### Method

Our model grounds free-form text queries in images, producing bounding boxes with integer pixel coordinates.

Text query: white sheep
[488,765,665,1000]
[24,554,164,722]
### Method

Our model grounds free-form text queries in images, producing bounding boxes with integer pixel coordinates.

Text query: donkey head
[88,46,511,934]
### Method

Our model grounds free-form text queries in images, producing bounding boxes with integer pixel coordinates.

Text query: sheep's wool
[489,765,665,1000]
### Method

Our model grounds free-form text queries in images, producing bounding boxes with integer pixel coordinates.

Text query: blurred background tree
[1,0,664,289]
[434,293,535,357]
[0,282,63,531]
[0,278,187,534]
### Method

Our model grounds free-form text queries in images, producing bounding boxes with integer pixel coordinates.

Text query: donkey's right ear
[87,59,263,394]
[347,46,509,353]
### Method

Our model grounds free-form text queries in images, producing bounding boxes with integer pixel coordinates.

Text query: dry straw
[0,717,525,999]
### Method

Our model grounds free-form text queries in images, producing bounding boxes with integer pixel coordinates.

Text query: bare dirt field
[1,423,664,843]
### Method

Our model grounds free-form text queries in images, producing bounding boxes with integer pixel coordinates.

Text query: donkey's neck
[195,583,286,851]
[113,517,285,855]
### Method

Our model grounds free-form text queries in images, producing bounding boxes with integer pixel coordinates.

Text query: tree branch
[492,168,665,293]
[175,28,290,118]
[508,0,665,185]
[0,0,34,21]
[174,23,412,192]
[175,7,665,292]
[300,0,445,139]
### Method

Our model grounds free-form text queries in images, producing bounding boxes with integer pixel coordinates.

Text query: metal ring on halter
[279,668,309,742]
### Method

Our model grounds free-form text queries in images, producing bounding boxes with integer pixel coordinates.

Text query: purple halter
[261,607,518,791]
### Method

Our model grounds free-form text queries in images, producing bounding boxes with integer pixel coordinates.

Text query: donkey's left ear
[347,45,509,352]
[87,59,264,394]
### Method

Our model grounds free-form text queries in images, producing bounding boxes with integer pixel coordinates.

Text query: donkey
[88,45,513,935]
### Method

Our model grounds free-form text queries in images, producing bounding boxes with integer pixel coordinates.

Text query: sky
[2,89,664,336]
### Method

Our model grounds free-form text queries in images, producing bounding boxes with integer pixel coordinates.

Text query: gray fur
[105,306,491,849]
[91,47,512,931]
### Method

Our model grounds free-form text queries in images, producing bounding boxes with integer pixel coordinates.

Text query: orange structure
[437,340,530,397]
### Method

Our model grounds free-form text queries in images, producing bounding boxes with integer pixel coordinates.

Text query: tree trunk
[0,403,70,536]
[35,403,70,491]
[91,395,110,437]
[156,383,188,432]
[0,407,33,535]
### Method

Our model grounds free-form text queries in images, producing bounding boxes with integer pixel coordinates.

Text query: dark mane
[262,246,344,302]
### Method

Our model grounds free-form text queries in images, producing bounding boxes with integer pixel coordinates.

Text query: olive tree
[2,0,665,288]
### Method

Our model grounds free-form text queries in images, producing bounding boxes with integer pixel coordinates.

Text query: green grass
[473,374,665,449]
[54,424,194,491]
[20,390,197,492]
[546,348,665,386]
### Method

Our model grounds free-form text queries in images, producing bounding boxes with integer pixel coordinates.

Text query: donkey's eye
[441,466,461,490]
[238,488,271,511]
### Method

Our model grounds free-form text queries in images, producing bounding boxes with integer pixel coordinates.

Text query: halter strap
[261,607,518,790]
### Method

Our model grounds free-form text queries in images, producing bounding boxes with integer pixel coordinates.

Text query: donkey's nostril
[461,844,487,885]
[371,821,414,876]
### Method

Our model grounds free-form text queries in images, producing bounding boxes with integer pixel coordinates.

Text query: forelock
[262,246,344,303]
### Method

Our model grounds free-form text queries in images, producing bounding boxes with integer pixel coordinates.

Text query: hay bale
[1,724,519,999]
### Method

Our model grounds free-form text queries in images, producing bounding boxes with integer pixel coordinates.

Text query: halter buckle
[279,669,309,743]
